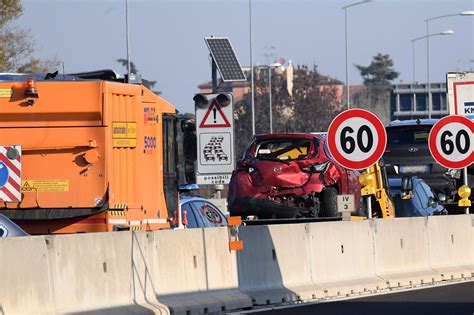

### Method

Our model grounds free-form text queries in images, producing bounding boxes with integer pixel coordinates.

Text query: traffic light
[193,93,232,109]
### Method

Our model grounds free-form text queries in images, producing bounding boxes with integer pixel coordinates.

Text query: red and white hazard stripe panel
[0,146,22,202]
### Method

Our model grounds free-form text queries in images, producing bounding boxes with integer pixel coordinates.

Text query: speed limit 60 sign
[428,115,474,169]
[327,109,386,170]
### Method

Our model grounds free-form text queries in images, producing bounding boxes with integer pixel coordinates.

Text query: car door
[190,201,227,227]
[181,202,199,228]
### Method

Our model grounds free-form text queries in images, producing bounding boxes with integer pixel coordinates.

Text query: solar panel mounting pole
[211,56,218,92]
[209,54,218,199]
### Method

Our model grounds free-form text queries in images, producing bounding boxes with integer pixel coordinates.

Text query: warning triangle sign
[199,99,231,128]
[22,181,32,191]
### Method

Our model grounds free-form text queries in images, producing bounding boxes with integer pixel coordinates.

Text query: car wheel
[321,187,338,217]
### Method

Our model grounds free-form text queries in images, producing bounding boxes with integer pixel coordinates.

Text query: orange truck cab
[0,70,178,234]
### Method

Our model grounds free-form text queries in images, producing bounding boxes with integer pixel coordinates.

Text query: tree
[355,53,399,86]
[0,0,59,72]
[16,56,61,73]
[233,64,342,157]
[352,53,398,125]
[116,58,160,94]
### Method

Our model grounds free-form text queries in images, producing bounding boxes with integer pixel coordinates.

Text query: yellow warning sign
[22,180,69,192]
[112,138,137,148]
[112,122,137,148]
[0,89,12,98]
[112,122,137,139]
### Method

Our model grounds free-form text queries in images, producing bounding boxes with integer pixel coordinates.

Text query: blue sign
[0,162,9,188]
[464,102,474,119]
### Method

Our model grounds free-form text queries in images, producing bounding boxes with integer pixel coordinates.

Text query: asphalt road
[248,281,474,315]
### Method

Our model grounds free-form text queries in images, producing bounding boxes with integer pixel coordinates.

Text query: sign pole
[366,167,372,219]
[463,167,469,214]
[428,115,473,214]
[327,109,387,219]
[210,56,219,195]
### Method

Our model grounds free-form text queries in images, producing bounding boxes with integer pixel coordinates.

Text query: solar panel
[205,37,246,82]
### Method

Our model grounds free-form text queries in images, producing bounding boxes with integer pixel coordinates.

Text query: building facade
[390,83,448,121]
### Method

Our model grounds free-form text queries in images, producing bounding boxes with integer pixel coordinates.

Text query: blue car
[179,184,227,228]
[388,177,447,217]
[0,214,29,238]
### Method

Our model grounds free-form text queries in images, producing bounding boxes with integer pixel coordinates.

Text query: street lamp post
[125,0,131,83]
[269,67,273,134]
[412,39,416,83]
[249,0,255,135]
[410,30,454,84]
[425,11,474,118]
[268,63,281,134]
[258,63,282,133]
[342,0,372,110]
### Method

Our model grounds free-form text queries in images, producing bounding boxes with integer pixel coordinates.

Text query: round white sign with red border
[428,115,474,169]
[327,109,386,170]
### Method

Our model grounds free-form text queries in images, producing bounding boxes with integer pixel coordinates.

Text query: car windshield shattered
[255,138,314,161]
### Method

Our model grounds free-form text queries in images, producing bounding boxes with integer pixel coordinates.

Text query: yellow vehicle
[358,162,395,218]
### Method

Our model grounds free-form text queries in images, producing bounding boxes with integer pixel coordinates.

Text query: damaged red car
[228,133,361,219]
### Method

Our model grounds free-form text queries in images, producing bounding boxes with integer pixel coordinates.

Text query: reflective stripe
[0,146,21,202]
[0,190,11,202]
[143,218,168,224]
[4,181,20,200]
[108,219,127,225]
[0,147,21,176]
[129,220,141,226]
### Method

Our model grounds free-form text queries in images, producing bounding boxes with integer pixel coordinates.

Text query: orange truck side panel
[1,82,102,127]
[2,127,106,209]
[0,80,175,234]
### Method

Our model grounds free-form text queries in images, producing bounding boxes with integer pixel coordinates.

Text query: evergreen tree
[116,58,160,94]
[355,53,399,86]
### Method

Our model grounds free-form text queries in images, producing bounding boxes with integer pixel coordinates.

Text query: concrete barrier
[152,227,251,315]
[0,228,250,315]
[0,236,54,314]
[309,220,387,297]
[372,217,442,288]
[49,231,168,314]
[3,215,474,314]
[427,214,474,280]
[237,224,321,305]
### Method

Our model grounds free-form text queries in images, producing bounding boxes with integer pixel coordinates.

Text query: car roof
[254,133,325,141]
[180,195,212,205]
[386,119,439,127]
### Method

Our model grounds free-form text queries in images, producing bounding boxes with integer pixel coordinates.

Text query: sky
[18,0,474,114]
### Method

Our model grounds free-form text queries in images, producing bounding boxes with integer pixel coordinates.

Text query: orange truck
[0,71,178,234]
